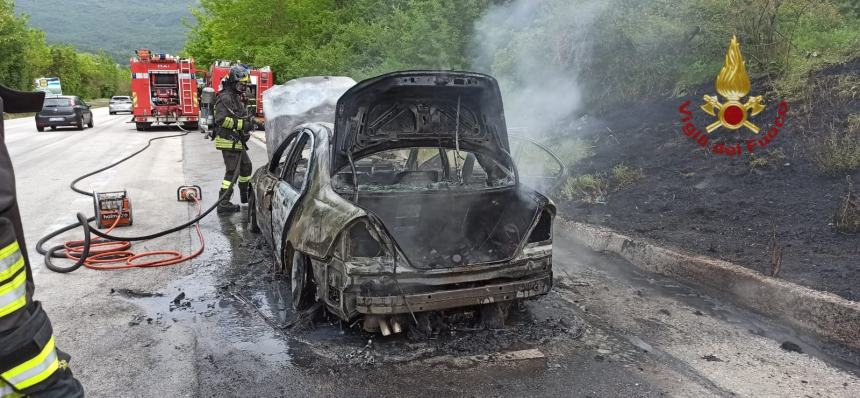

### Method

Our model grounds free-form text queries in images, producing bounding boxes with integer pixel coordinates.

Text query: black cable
[70,131,190,196]
[37,124,247,272]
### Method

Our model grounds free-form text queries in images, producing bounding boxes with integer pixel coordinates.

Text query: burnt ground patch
[557,58,860,300]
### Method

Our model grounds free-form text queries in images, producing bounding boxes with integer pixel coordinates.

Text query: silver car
[249,71,563,335]
[108,96,132,114]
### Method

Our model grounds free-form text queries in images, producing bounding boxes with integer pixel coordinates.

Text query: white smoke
[471,0,609,136]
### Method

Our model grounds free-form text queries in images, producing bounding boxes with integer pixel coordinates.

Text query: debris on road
[422,348,546,369]
[111,288,164,298]
[780,341,804,354]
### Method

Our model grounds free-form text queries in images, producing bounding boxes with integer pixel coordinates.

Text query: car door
[74,98,90,123]
[258,131,300,244]
[82,99,92,122]
[508,134,567,194]
[271,130,314,263]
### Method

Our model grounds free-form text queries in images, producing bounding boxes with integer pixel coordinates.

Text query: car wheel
[50,126,57,131]
[36,126,44,132]
[87,116,94,128]
[247,190,261,234]
[76,117,84,130]
[290,251,316,311]
[109,111,115,115]
[135,122,149,131]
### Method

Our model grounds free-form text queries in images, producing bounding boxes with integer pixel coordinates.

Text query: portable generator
[93,190,133,229]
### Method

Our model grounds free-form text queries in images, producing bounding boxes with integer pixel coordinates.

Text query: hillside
[558,59,860,301]
[15,0,196,64]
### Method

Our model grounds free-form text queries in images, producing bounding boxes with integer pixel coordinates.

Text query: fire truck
[130,49,199,131]
[200,61,275,130]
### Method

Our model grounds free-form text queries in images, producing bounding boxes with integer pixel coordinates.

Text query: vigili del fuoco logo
[679,35,789,156]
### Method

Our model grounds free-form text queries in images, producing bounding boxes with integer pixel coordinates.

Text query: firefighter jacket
[213,87,254,151]
[0,86,73,397]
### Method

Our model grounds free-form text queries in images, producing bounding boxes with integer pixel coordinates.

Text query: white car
[108,96,133,114]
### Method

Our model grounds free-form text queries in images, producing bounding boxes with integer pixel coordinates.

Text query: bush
[814,114,860,174]
[560,163,645,203]
[611,164,645,189]
[561,174,609,203]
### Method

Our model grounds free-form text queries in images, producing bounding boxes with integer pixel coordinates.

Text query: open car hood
[332,71,510,173]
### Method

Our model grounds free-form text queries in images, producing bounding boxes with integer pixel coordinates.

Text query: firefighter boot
[239,182,250,204]
[217,188,240,214]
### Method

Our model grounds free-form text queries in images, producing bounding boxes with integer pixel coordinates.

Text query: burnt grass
[557,58,860,301]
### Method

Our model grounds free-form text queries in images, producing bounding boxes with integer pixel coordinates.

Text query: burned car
[249,71,559,334]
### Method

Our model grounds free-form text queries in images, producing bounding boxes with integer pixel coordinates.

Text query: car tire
[36,126,44,132]
[135,122,150,131]
[290,251,316,311]
[76,117,84,130]
[87,116,94,128]
[247,190,261,234]
[109,111,115,115]
[50,126,57,131]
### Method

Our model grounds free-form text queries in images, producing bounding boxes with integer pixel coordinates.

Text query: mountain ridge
[15,0,197,64]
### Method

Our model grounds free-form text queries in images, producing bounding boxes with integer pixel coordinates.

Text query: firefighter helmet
[226,65,251,85]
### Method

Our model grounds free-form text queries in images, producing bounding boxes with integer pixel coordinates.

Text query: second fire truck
[200,61,275,131]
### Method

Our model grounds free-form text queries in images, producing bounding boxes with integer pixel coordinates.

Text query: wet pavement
[7,113,860,397]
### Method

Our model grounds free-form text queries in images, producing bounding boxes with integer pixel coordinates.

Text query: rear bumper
[133,115,198,124]
[354,272,552,315]
[109,105,132,113]
[35,115,78,127]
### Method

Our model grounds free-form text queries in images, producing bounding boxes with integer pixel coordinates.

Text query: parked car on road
[109,95,133,114]
[35,95,93,132]
[249,71,560,335]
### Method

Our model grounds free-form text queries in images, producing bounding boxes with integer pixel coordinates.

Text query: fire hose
[36,126,246,272]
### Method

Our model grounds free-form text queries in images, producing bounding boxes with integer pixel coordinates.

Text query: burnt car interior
[333,147,544,269]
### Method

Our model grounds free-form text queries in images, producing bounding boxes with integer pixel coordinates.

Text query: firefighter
[212,65,254,214]
[0,85,84,397]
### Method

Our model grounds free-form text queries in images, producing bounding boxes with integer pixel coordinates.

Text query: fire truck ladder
[179,60,194,116]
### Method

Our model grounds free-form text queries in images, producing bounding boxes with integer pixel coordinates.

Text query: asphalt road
[4,107,859,397]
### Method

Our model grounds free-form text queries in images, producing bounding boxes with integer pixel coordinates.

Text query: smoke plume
[471,0,609,136]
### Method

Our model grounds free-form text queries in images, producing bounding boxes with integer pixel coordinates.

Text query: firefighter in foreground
[0,85,84,397]
[211,65,255,214]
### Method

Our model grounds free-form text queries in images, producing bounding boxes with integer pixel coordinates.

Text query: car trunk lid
[332,71,510,173]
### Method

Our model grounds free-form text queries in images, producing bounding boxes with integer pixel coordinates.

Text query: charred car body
[250,71,556,334]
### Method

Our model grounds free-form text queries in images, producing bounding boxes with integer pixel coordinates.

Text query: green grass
[611,164,645,189]
[559,163,645,203]
[561,174,609,204]
[747,149,787,170]
[87,98,110,108]
[813,113,860,174]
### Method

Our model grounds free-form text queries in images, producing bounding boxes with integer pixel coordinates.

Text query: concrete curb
[564,221,860,350]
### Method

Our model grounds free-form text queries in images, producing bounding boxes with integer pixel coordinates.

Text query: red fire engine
[130,49,199,131]
[205,61,275,122]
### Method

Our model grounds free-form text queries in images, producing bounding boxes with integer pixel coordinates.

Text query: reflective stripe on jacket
[0,238,60,394]
[1,336,59,391]
[213,88,251,151]
[0,238,26,320]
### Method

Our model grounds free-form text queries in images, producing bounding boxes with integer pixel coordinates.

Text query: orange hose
[62,197,206,270]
